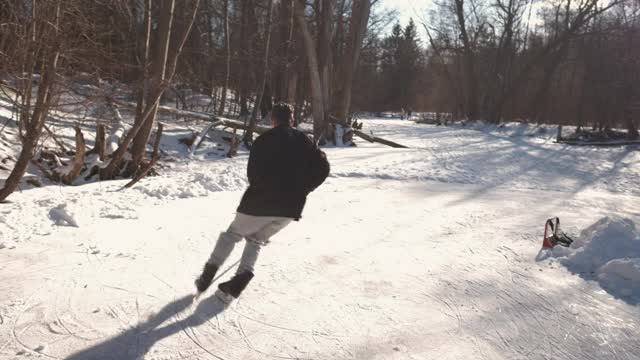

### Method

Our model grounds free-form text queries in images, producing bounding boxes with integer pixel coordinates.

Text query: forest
[0,0,638,201]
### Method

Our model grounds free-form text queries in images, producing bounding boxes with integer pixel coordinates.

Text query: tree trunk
[317,0,333,117]
[238,0,255,120]
[556,125,563,142]
[294,67,306,125]
[284,0,298,105]
[59,126,86,185]
[124,123,164,188]
[295,0,325,140]
[625,108,639,140]
[128,0,176,176]
[244,0,275,144]
[1,129,41,201]
[89,124,107,161]
[335,0,371,122]
[204,0,218,105]
[288,71,298,104]
[454,0,478,120]
[217,0,231,116]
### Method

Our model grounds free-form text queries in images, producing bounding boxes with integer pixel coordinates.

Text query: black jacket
[237,125,330,220]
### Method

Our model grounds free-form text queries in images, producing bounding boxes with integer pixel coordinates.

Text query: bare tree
[334,0,372,122]
[102,0,200,180]
[244,0,275,144]
[0,1,62,202]
[454,0,479,120]
[295,0,327,140]
[217,0,231,116]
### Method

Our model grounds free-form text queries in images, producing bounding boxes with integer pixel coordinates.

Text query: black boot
[218,271,254,298]
[195,263,219,293]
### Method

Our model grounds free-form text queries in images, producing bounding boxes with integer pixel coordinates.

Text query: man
[195,102,330,299]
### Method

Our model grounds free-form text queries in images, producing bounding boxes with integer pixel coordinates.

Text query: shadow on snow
[65,294,227,360]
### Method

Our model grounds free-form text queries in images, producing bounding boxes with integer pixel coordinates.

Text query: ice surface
[1,105,639,359]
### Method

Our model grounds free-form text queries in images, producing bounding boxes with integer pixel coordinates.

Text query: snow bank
[596,259,640,297]
[554,217,640,301]
[455,121,560,140]
[132,167,247,200]
[563,217,640,271]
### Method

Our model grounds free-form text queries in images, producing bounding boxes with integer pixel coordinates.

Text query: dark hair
[271,102,293,125]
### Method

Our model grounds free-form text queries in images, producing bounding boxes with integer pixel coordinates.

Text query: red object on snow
[542,217,574,249]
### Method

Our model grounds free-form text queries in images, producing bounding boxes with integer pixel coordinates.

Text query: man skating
[195,102,330,299]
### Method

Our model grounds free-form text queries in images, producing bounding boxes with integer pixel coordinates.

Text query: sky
[381,0,430,37]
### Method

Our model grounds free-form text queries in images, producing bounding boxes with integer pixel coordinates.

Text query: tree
[334,0,373,122]
[102,0,201,180]
[0,1,63,202]
[217,0,232,116]
[244,0,276,145]
[378,20,422,111]
[454,0,479,120]
[295,0,327,140]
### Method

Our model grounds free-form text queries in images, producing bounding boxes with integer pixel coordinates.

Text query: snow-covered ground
[1,117,640,359]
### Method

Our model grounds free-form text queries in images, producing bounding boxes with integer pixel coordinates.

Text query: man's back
[237,125,328,220]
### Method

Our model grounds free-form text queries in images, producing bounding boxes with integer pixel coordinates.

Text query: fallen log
[114,100,290,134]
[112,99,313,136]
[189,120,223,157]
[32,126,86,185]
[353,129,374,143]
[353,129,408,148]
[556,139,640,147]
[114,100,409,148]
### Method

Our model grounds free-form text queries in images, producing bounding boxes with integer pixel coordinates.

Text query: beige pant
[207,213,292,274]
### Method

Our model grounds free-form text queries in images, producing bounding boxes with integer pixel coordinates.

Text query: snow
[549,216,640,303]
[49,203,80,227]
[598,259,640,297]
[1,113,640,359]
[564,216,640,268]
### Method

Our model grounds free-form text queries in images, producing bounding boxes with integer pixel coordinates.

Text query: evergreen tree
[379,23,403,109]
[398,19,422,110]
[379,19,423,111]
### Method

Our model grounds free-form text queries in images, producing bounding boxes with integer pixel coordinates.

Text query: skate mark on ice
[100,283,159,300]
[12,301,62,359]
[65,295,204,360]
[153,272,177,291]
[181,324,228,360]
[52,294,96,341]
[106,304,131,329]
[227,304,340,338]
[232,307,313,360]
[177,295,230,360]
